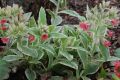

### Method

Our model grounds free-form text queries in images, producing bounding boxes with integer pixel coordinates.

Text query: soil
[7,68,27,80]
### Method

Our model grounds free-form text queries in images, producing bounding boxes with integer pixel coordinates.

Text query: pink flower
[41,34,48,41]
[79,22,90,31]
[28,34,35,43]
[114,61,120,78]
[1,37,9,44]
[107,30,114,37]
[103,40,111,47]
[0,19,7,25]
[0,26,8,31]
[111,19,119,26]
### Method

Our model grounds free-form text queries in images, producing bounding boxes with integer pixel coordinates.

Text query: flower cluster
[0,2,119,80]
[79,19,118,47]
[79,22,90,31]
[0,19,7,25]
[0,18,49,44]
[0,19,8,31]
[0,19,9,44]
[103,40,111,47]
[111,19,119,27]
[28,34,35,43]
[1,37,9,44]
[107,30,114,38]
[28,33,48,43]
[41,34,48,41]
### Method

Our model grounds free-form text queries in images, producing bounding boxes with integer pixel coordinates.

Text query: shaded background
[0,0,120,24]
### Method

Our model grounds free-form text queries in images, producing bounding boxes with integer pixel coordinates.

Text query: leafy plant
[0,60,10,80]
[0,1,119,80]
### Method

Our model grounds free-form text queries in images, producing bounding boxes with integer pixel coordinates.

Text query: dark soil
[7,68,27,80]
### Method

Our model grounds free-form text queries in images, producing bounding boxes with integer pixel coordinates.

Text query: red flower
[103,40,111,47]
[0,19,7,25]
[111,19,119,26]
[28,34,35,43]
[107,30,114,37]
[1,37,9,44]
[41,34,48,41]
[0,26,8,31]
[79,22,90,31]
[114,61,120,78]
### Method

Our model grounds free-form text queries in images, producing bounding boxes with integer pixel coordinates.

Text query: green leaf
[48,25,55,33]
[38,7,47,25]
[29,27,40,36]
[10,49,23,57]
[80,32,92,46]
[51,15,62,26]
[115,48,120,58]
[83,62,102,75]
[28,17,37,28]
[86,5,92,18]
[77,47,89,53]
[40,44,56,56]
[0,60,10,80]
[25,69,36,80]
[63,25,76,36]
[62,37,76,47]
[59,10,86,21]
[77,47,89,68]
[54,26,63,32]
[17,43,38,58]
[107,56,120,61]
[99,43,110,61]
[37,49,44,60]
[47,9,56,19]
[3,55,21,62]
[29,59,40,64]
[61,38,68,48]
[96,56,120,62]
[23,12,32,21]
[50,33,67,38]
[47,52,54,68]
[59,60,78,70]
[22,47,38,58]
[59,50,73,61]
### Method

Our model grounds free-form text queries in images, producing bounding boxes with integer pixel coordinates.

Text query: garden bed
[0,0,120,80]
